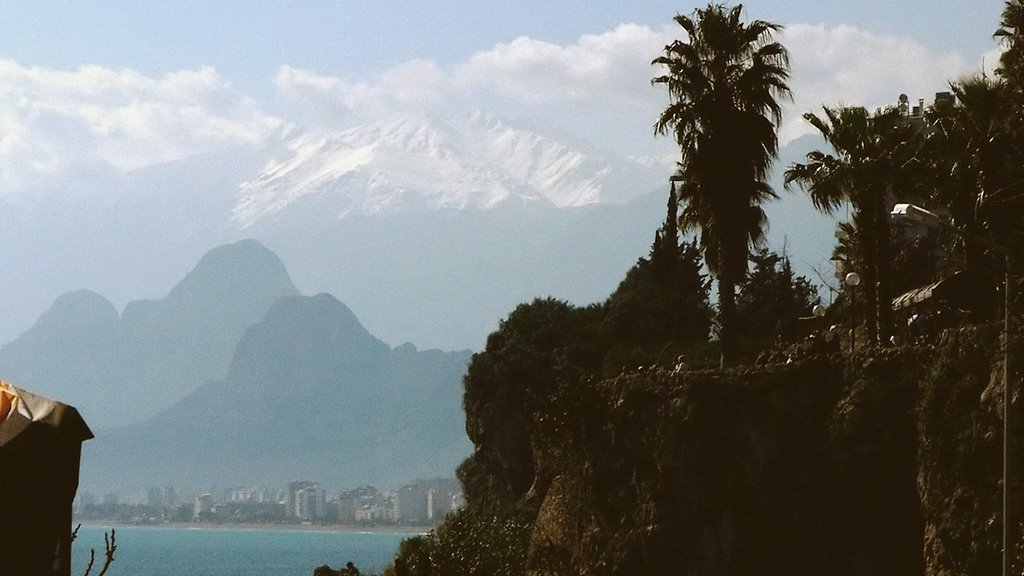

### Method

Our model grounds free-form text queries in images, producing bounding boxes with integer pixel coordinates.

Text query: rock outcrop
[518,328,1021,575]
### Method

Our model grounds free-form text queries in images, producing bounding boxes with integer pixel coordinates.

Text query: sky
[0,0,1008,194]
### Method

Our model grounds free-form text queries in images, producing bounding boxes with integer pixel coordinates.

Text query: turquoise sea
[70,525,415,576]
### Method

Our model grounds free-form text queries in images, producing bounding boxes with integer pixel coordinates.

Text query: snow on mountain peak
[230,112,664,228]
[231,135,377,226]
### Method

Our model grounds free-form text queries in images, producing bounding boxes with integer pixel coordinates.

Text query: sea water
[70,525,415,576]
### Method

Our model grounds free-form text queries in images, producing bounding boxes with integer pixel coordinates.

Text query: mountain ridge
[230,112,666,227]
[0,239,300,428]
[80,291,472,493]
[0,111,833,353]
[0,239,474,492]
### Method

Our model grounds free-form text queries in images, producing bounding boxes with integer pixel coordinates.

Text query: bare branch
[82,549,96,576]
[80,529,116,576]
[98,530,117,576]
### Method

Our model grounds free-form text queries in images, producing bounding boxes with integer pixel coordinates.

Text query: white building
[193,494,214,520]
[288,481,326,520]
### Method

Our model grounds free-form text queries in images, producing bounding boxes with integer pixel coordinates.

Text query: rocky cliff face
[519,328,1022,575]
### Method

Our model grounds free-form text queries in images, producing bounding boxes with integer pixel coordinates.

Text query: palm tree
[923,75,1012,271]
[784,106,920,346]
[997,0,1024,92]
[652,3,790,367]
[991,1,1024,252]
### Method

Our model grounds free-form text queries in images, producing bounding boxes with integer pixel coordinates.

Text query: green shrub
[392,508,531,576]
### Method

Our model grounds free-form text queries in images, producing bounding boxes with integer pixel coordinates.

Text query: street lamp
[892,202,1014,576]
[891,202,944,227]
[845,271,861,352]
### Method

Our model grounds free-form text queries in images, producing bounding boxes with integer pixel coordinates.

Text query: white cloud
[780,24,979,143]
[274,60,450,124]
[277,21,990,155]
[273,24,674,116]
[454,23,673,107]
[0,61,282,191]
[0,21,995,191]
[981,45,1006,77]
[274,24,677,153]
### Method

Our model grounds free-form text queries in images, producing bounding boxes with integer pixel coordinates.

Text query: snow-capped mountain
[0,110,674,353]
[230,112,667,228]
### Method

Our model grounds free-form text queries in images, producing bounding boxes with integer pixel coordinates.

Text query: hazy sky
[0,1,1008,190]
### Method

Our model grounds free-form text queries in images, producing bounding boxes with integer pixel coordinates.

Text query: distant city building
[74,492,93,516]
[337,485,392,524]
[288,481,325,520]
[76,478,459,526]
[227,486,272,504]
[336,493,356,524]
[147,487,163,508]
[296,486,325,520]
[144,486,184,520]
[451,490,466,512]
[165,486,180,508]
[894,91,956,130]
[193,494,214,520]
[428,488,450,521]
[396,479,461,525]
[397,485,429,524]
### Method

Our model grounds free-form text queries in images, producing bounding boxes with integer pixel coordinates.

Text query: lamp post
[892,202,1013,576]
[812,304,827,341]
[845,271,861,352]
[830,255,848,307]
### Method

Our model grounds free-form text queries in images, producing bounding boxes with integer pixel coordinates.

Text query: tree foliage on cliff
[603,183,712,347]
[459,297,604,509]
[455,143,824,570]
[392,507,532,576]
[456,171,721,513]
[652,3,790,367]
[736,247,819,347]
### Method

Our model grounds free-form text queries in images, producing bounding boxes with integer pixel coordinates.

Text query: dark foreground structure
[0,382,93,576]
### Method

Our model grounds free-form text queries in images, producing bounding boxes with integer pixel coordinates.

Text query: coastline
[74,519,432,535]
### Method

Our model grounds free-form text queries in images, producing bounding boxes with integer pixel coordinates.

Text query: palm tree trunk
[718,274,738,368]
[876,189,893,345]
[854,205,879,346]
[959,177,986,271]
[862,259,878,347]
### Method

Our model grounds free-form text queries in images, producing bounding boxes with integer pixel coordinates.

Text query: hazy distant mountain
[0,239,298,427]
[80,293,472,493]
[0,111,671,353]
[0,110,833,354]
[250,194,667,353]
[226,113,672,350]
